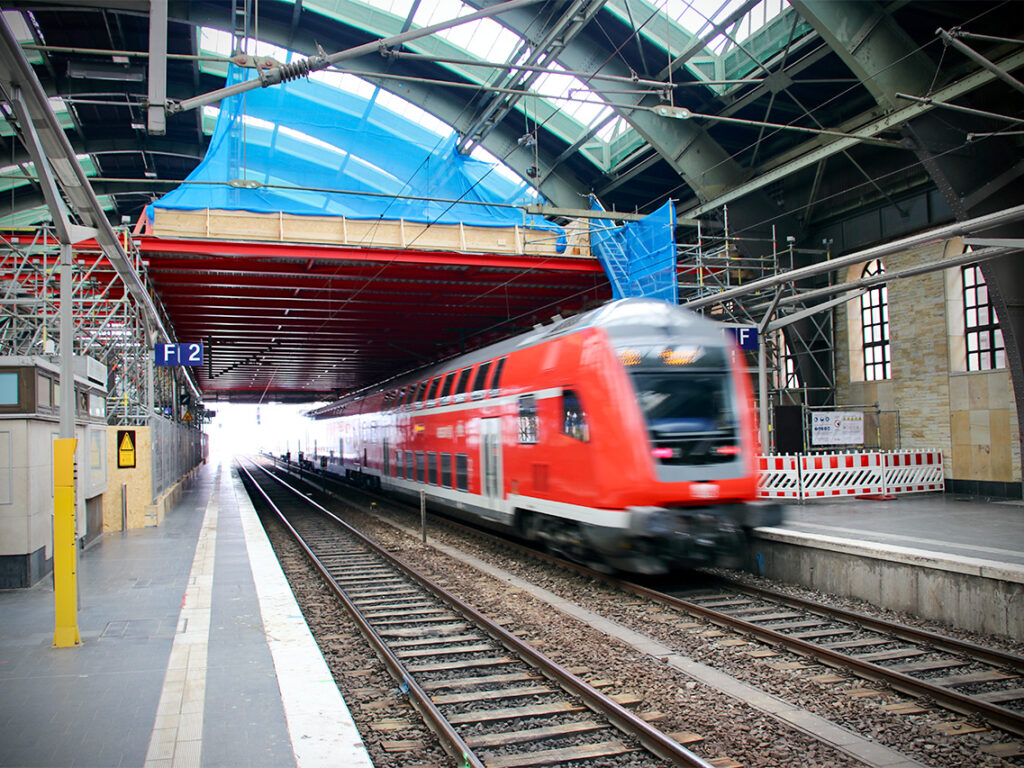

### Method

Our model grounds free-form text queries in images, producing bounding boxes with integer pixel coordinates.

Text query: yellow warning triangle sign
[118,430,136,468]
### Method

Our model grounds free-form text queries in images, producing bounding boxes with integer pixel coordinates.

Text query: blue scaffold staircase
[589,197,678,303]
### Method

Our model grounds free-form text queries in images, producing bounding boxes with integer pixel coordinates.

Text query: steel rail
[716,576,1024,674]
[237,460,486,768]
[277,460,1024,737]
[620,580,1024,737]
[253,458,715,767]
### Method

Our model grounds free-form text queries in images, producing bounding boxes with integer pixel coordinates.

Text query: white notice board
[811,411,864,446]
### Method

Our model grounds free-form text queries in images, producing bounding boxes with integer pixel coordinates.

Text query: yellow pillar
[53,438,81,648]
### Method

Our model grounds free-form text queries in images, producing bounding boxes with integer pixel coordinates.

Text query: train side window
[395,388,405,409]
[412,381,427,409]
[426,377,441,403]
[471,361,492,398]
[440,372,455,399]
[405,450,413,480]
[441,453,452,488]
[562,389,589,442]
[518,394,538,444]
[454,367,473,401]
[427,451,438,484]
[395,450,404,478]
[489,356,507,394]
[415,452,425,483]
[455,454,469,491]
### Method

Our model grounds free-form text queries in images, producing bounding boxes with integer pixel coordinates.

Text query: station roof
[133,234,608,401]
[1,0,1022,403]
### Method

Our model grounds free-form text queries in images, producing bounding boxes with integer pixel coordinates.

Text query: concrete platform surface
[753,493,1024,639]
[774,493,1024,566]
[0,459,372,768]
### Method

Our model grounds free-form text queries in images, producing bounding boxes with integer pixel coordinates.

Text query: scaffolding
[677,206,839,452]
[0,226,188,426]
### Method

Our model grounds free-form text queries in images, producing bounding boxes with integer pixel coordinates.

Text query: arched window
[861,260,890,381]
[962,264,1005,371]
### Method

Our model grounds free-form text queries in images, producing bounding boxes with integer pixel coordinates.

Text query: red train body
[308,298,781,573]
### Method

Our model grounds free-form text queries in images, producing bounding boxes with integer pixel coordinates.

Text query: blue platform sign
[155,343,204,367]
[726,326,759,351]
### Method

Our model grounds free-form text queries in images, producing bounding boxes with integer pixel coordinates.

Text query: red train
[307,298,781,573]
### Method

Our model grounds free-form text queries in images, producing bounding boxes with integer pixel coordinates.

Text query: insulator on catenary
[265,56,327,85]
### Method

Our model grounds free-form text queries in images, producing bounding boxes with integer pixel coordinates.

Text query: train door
[479,417,504,517]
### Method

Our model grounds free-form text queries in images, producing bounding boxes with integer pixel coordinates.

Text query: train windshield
[629,369,739,465]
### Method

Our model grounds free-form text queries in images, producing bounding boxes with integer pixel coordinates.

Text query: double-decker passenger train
[304,298,781,573]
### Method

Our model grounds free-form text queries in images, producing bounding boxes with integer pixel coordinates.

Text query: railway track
[270,457,1024,742]
[655,576,1024,737]
[238,460,714,768]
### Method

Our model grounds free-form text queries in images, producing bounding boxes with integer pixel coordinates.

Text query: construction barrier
[882,450,945,494]
[800,452,884,499]
[757,454,801,499]
[757,449,944,501]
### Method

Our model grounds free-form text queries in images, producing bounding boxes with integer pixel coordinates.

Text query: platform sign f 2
[155,343,204,367]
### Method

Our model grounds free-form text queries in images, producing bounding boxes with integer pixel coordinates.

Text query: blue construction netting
[589,198,678,303]
[149,63,562,244]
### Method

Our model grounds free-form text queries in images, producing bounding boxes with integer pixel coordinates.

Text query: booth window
[963,264,1005,371]
[0,372,18,405]
[860,260,890,381]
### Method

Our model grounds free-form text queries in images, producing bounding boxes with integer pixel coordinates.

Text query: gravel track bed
[336,498,1021,768]
[256,506,453,767]
[709,567,1024,659]
[328,507,861,768]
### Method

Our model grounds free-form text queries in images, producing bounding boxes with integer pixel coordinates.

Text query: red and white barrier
[757,449,944,501]
[799,452,884,499]
[882,450,945,494]
[757,454,801,499]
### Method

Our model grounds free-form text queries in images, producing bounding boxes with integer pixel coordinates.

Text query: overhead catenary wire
[652,11,1019,235]
[285,0,599,345]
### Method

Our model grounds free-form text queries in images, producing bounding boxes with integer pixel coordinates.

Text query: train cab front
[594,299,781,572]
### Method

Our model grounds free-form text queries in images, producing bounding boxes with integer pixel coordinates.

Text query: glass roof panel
[531,64,615,129]
[198,0,809,176]
[605,0,806,90]
[411,0,521,63]
[0,97,74,137]
[0,155,97,195]
[3,10,44,64]
[284,0,618,168]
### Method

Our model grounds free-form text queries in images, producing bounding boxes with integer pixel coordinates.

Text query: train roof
[310,298,730,417]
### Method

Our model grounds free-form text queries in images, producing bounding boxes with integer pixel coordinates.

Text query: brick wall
[834,238,1021,488]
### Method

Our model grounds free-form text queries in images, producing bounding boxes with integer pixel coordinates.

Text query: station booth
[0,355,206,589]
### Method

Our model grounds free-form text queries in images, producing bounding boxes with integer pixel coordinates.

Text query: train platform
[0,459,372,768]
[752,492,1024,640]
[773,492,1024,566]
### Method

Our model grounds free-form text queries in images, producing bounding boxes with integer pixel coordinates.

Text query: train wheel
[536,518,588,563]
